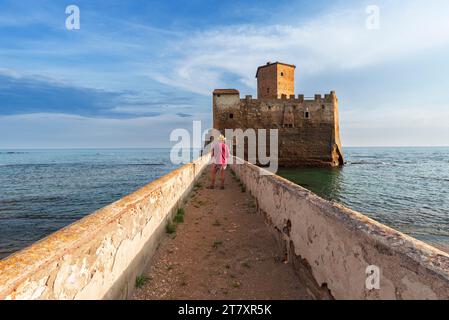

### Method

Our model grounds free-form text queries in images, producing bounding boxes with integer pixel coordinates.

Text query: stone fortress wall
[213,91,344,167]
[213,61,344,167]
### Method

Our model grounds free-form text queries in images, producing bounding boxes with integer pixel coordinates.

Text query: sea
[278,147,449,253]
[0,147,448,259]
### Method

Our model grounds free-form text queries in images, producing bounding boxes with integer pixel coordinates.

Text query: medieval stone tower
[212,61,344,167]
[256,61,296,99]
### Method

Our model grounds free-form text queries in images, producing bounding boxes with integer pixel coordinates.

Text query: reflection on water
[278,167,344,201]
[277,147,449,253]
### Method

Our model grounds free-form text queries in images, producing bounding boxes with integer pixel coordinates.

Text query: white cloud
[110,104,193,115]
[0,68,22,79]
[151,0,449,95]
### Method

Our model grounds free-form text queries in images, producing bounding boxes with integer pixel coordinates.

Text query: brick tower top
[255,61,296,99]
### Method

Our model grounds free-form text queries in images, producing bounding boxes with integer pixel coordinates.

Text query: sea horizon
[1,145,449,150]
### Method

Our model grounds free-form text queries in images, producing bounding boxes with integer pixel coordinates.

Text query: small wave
[129,163,165,166]
[347,161,394,166]
[416,176,449,183]
[0,152,28,155]
[0,197,68,211]
[0,196,65,205]
[0,163,167,169]
[0,163,60,168]
[349,155,381,159]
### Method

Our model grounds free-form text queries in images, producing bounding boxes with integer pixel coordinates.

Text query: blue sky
[1,0,449,148]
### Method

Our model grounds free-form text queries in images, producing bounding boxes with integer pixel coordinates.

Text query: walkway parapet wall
[0,154,210,300]
[230,158,449,299]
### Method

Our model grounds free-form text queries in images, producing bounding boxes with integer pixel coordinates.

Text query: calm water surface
[1,147,448,259]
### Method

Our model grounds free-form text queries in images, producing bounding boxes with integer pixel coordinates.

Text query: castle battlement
[212,62,344,167]
[214,90,337,104]
[237,91,337,104]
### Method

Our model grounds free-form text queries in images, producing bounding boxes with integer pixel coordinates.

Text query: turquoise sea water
[0,147,448,259]
[278,147,449,252]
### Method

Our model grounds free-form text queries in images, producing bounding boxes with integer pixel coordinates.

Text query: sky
[1,0,449,148]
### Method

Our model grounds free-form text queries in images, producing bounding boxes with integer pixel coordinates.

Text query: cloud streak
[0,71,206,119]
[151,0,449,95]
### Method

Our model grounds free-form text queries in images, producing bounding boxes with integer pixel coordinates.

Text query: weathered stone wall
[256,62,295,99]
[230,159,449,300]
[275,64,295,99]
[0,154,211,300]
[213,92,344,167]
[256,63,278,99]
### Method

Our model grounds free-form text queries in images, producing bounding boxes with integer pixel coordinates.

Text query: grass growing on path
[174,208,185,223]
[166,221,176,234]
[166,207,186,234]
[213,240,223,249]
[135,275,150,288]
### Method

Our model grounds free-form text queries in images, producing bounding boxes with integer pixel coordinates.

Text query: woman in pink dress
[208,135,230,190]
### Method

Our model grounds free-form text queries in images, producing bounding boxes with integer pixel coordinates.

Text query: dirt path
[132,167,312,300]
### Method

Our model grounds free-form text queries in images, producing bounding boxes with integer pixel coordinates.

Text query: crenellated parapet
[212,62,344,167]
[213,90,339,126]
[239,91,337,104]
[213,91,338,111]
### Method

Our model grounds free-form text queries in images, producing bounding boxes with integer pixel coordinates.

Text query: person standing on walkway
[208,135,230,190]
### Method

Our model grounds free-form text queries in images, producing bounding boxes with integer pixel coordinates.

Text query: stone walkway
[132,167,312,300]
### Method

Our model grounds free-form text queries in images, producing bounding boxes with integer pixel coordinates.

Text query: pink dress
[212,142,230,168]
